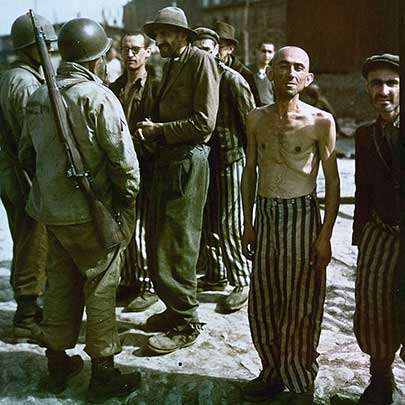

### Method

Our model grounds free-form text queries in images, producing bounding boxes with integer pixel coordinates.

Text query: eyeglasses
[122,46,145,55]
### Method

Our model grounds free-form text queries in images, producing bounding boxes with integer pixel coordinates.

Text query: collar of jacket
[11,57,43,83]
[56,62,103,84]
[376,113,400,131]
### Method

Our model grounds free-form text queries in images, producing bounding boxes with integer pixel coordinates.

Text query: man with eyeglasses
[110,30,159,313]
[0,13,56,342]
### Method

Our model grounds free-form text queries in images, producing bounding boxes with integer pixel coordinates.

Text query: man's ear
[304,72,314,88]
[145,47,152,58]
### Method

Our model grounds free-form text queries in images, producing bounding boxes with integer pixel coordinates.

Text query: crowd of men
[0,5,401,404]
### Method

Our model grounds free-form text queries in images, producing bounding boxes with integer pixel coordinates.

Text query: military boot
[46,349,84,394]
[87,356,141,403]
[13,295,41,342]
[359,358,396,404]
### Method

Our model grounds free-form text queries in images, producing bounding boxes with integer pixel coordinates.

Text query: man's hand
[310,237,332,271]
[242,225,256,260]
[136,118,163,141]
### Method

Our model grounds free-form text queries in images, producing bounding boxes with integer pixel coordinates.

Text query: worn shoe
[147,324,201,355]
[220,286,249,313]
[123,291,158,312]
[197,277,227,292]
[143,310,173,333]
[87,356,141,403]
[290,391,314,404]
[46,349,84,394]
[241,373,285,402]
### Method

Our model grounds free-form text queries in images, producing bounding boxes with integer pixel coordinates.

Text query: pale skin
[241,46,340,272]
[136,28,188,140]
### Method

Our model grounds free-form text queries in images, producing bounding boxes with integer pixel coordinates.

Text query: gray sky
[1,0,129,35]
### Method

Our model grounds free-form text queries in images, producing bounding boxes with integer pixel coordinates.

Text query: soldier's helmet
[58,18,112,63]
[11,13,57,50]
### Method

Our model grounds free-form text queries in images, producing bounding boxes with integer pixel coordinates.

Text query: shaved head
[272,46,310,70]
[268,46,313,100]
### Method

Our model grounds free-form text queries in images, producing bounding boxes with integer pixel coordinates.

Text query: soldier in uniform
[193,27,255,312]
[214,21,260,106]
[353,54,401,405]
[19,18,141,402]
[137,6,220,354]
[110,30,159,312]
[0,13,56,341]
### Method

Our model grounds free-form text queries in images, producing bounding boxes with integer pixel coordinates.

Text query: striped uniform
[119,183,152,293]
[354,215,400,360]
[248,193,324,393]
[199,158,251,287]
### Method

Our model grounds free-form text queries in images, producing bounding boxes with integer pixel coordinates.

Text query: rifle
[29,9,124,249]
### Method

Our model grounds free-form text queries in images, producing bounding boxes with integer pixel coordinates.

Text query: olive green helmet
[58,18,112,63]
[11,13,57,50]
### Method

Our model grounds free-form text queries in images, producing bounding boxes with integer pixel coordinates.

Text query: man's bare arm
[311,116,340,270]
[241,111,258,259]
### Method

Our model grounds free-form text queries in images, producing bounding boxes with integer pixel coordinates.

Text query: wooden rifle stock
[29,9,124,249]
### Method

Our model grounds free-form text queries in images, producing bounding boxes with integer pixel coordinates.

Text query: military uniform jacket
[352,117,400,245]
[0,58,43,169]
[19,62,140,226]
[209,61,255,168]
[154,44,220,146]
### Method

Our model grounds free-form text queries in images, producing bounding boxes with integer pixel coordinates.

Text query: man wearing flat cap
[215,21,260,106]
[138,6,221,354]
[353,53,402,405]
[193,27,255,312]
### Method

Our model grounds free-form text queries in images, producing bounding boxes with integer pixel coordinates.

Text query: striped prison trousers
[198,159,251,287]
[119,182,153,293]
[354,215,401,362]
[248,193,324,393]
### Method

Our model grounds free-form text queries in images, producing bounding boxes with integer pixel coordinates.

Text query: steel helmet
[11,13,57,50]
[58,18,112,63]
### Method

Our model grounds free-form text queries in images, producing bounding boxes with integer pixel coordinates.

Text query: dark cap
[362,53,399,78]
[214,21,238,45]
[194,27,219,44]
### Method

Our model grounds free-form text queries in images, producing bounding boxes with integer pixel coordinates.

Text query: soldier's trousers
[0,165,47,297]
[147,144,209,326]
[248,194,324,393]
[42,222,122,358]
[354,219,401,362]
[120,182,153,293]
[199,159,251,286]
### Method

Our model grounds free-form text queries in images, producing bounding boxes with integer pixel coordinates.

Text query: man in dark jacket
[193,27,255,313]
[110,30,159,312]
[0,13,56,341]
[215,21,260,106]
[138,6,220,354]
[353,53,402,405]
[249,41,275,106]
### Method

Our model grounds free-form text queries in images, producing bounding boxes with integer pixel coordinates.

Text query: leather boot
[13,295,41,341]
[359,357,396,404]
[46,349,84,393]
[87,356,141,403]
